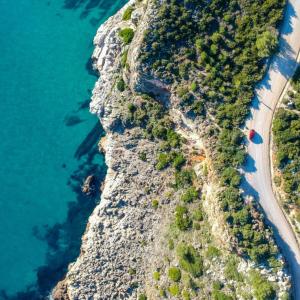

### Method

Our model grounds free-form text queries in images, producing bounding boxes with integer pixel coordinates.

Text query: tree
[119,28,135,44]
[256,30,278,58]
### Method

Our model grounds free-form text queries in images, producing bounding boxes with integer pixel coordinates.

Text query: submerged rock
[81,175,96,195]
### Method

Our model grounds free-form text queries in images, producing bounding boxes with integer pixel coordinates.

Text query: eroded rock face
[52,281,70,300]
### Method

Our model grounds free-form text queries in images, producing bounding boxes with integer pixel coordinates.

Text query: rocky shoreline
[53,2,165,298]
[53,1,291,299]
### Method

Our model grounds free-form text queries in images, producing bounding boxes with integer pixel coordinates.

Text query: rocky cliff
[53,1,291,299]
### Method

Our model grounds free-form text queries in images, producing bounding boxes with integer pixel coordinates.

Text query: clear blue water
[0,0,126,298]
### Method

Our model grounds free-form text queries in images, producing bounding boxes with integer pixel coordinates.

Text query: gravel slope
[242,1,300,298]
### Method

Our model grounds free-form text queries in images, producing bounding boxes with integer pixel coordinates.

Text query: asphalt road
[242,1,300,298]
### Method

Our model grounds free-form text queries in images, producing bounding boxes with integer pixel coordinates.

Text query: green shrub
[156,153,170,170]
[190,82,198,92]
[177,243,203,277]
[193,222,201,230]
[250,271,276,300]
[159,289,167,297]
[119,28,134,44]
[174,169,195,189]
[128,103,136,114]
[177,86,189,97]
[168,284,180,296]
[116,79,125,92]
[138,294,147,300]
[181,186,198,203]
[175,205,192,231]
[138,151,147,161]
[122,6,134,20]
[182,273,197,290]
[172,153,186,170]
[153,271,160,281]
[168,239,175,250]
[192,206,203,222]
[212,290,233,300]
[128,268,136,275]
[212,281,223,290]
[221,167,241,187]
[206,246,221,258]
[182,289,191,300]
[152,199,159,209]
[166,129,182,148]
[168,267,181,282]
[224,257,243,282]
[121,49,128,68]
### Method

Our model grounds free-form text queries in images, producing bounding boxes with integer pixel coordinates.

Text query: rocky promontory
[53,1,292,299]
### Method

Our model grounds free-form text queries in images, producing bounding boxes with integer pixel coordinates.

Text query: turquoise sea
[0,0,126,298]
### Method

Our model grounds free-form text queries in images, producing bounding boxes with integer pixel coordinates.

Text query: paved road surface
[242,1,300,298]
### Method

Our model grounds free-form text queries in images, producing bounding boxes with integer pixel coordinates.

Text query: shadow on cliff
[0,123,107,300]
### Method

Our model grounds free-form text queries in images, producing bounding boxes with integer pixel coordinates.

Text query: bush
[156,153,170,170]
[224,257,243,281]
[138,294,147,300]
[153,271,160,281]
[212,290,233,300]
[221,167,241,187]
[250,271,276,300]
[174,169,195,189]
[181,186,198,203]
[166,129,182,148]
[168,267,181,282]
[182,290,191,300]
[121,49,128,68]
[193,222,201,230]
[152,199,159,209]
[175,206,192,231]
[128,268,136,275]
[122,6,134,20]
[192,206,203,221]
[119,28,134,44]
[206,246,221,258]
[177,243,203,277]
[172,152,186,170]
[212,281,223,290]
[168,284,180,296]
[168,239,175,250]
[116,79,125,92]
[190,82,198,92]
[138,151,147,161]
[159,289,167,297]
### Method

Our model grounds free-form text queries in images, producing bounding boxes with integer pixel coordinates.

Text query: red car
[249,129,255,140]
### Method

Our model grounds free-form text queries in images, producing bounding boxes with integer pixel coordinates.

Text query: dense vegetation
[139,0,286,264]
[117,0,287,297]
[273,67,300,222]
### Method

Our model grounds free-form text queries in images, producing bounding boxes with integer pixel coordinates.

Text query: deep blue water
[0,0,126,298]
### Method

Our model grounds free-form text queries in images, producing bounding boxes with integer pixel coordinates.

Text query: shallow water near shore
[0,0,126,298]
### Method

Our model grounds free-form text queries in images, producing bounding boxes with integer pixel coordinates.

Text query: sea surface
[0,0,126,298]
